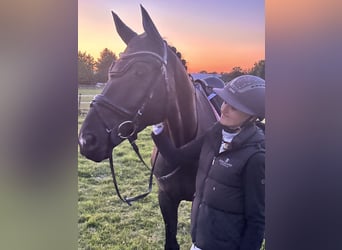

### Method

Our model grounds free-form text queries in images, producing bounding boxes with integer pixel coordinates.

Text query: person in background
[152,75,265,250]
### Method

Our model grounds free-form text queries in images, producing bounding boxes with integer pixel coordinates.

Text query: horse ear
[111,11,137,45]
[140,5,164,45]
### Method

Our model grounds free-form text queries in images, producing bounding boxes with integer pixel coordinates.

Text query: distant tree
[231,66,245,78]
[95,48,117,83]
[220,72,230,82]
[221,66,245,82]
[248,60,265,79]
[78,51,96,84]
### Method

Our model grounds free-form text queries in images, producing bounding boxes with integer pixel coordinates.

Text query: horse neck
[165,57,198,147]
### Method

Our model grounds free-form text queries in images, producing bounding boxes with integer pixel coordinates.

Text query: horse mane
[167,42,188,70]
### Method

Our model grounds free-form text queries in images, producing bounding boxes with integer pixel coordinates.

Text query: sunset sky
[78,0,264,73]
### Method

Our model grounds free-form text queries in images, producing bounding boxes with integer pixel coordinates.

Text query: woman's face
[219,101,251,128]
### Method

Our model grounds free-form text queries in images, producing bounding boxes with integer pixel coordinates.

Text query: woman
[152,75,265,250]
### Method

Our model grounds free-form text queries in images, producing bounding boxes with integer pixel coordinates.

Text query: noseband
[89,42,169,205]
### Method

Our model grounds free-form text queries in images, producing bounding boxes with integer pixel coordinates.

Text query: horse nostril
[79,133,97,148]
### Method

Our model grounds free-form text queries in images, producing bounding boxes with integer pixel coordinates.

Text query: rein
[109,137,157,206]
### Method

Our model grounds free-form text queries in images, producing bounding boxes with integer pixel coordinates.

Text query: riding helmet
[213,75,265,119]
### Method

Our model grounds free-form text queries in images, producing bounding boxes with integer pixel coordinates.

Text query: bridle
[90,42,169,205]
[91,42,168,139]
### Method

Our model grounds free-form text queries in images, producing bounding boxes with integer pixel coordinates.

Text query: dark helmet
[213,75,265,119]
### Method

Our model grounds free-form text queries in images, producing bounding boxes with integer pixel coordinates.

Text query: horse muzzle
[78,132,111,162]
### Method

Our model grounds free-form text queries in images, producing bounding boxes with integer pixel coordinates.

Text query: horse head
[79,6,188,162]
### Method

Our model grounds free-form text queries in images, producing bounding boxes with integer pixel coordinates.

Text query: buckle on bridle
[117,120,136,139]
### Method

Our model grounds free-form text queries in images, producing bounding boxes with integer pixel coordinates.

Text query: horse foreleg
[158,190,181,250]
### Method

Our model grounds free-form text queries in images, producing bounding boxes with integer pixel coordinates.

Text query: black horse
[79,6,219,250]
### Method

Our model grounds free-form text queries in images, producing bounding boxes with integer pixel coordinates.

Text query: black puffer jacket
[152,122,265,250]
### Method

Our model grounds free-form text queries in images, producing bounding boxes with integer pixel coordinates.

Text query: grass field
[78,86,265,250]
[78,86,104,95]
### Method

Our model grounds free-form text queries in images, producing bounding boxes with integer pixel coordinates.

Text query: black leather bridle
[90,42,169,205]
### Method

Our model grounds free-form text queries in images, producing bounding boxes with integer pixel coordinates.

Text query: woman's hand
[152,123,164,135]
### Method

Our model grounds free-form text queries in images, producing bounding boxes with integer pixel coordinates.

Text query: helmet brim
[213,87,255,116]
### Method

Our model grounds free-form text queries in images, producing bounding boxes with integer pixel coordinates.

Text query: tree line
[78,48,264,85]
[78,48,117,85]
[202,61,265,82]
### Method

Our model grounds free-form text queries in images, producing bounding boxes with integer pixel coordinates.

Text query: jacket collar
[209,122,264,154]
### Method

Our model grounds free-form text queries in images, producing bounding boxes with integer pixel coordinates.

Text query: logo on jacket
[218,158,232,168]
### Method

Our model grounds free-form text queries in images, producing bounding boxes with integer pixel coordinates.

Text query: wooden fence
[78,93,94,116]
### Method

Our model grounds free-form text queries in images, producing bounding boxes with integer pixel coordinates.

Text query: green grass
[78,86,104,95]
